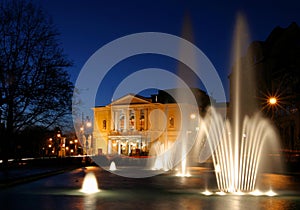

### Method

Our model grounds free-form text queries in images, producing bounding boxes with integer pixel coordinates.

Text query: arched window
[103,120,107,130]
[119,115,125,131]
[140,109,145,131]
[169,116,174,128]
[129,110,135,130]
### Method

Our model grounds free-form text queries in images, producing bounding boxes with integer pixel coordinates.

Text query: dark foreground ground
[0,157,86,188]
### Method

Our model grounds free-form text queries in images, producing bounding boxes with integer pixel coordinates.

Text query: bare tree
[0,0,73,159]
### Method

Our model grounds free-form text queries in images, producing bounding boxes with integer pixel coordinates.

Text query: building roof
[110,93,152,106]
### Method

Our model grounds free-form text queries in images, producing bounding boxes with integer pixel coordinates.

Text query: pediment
[111,94,151,105]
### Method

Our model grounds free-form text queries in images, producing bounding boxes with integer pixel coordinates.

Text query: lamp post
[74,139,78,155]
[56,131,62,157]
[48,138,53,156]
[268,96,278,120]
[81,115,92,156]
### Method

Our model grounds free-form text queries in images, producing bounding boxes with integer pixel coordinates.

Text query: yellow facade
[93,94,181,156]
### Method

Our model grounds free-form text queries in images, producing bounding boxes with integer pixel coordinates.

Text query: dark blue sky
[36,0,300,105]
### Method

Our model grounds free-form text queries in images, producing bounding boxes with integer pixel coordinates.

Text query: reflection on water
[1,191,300,210]
[84,194,97,210]
[258,173,300,192]
[0,166,300,210]
[260,197,299,210]
[203,195,300,210]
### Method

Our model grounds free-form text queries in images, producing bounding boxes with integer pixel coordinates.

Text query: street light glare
[86,122,92,127]
[269,97,277,105]
[190,113,196,119]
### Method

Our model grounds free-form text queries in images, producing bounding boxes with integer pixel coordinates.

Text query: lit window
[140,109,145,131]
[129,110,135,130]
[120,115,125,131]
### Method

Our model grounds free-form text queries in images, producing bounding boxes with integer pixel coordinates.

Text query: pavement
[0,157,87,188]
[0,167,72,188]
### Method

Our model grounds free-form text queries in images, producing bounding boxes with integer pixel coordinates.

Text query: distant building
[92,88,213,156]
[229,22,300,150]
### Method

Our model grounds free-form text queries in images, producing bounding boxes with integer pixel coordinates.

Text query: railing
[108,130,148,136]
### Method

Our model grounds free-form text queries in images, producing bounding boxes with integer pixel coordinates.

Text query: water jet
[109,161,117,171]
[80,172,100,194]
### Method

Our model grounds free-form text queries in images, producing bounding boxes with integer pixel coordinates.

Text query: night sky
[34,0,300,106]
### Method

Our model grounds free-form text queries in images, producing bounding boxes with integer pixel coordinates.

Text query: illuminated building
[92,89,212,156]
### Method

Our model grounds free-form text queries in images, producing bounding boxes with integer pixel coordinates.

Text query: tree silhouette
[0,0,73,160]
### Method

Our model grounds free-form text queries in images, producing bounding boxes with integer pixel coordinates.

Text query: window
[140,109,145,131]
[169,116,174,128]
[120,115,125,131]
[129,110,135,130]
[103,120,107,130]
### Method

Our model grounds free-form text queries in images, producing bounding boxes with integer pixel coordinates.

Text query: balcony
[108,130,148,137]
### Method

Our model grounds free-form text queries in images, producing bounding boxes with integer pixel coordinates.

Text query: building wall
[93,102,184,156]
[93,106,110,155]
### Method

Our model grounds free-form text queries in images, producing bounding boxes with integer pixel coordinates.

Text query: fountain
[4,13,300,210]
[198,14,281,193]
[200,108,279,193]
[148,14,282,194]
[148,104,199,176]
[109,161,117,171]
[80,172,100,194]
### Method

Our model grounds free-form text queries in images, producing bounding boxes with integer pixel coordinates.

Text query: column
[111,109,114,130]
[126,109,130,131]
[128,143,131,155]
[118,141,121,155]
[134,109,138,131]
[108,139,112,154]
[136,109,140,131]
[114,111,119,131]
[123,109,128,131]
[145,108,148,130]
[134,109,137,131]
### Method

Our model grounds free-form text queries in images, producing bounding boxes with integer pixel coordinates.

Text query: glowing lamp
[268,97,277,105]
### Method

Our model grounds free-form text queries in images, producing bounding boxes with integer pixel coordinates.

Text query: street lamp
[56,131,62,157]
[74,139,78,155]
[190,113,196,119]
[268,96,278,120]
[86,121,92,128]
[81,115,92,156]
[268,97,277,105]
[85,119,92,155]
[47,138,53,156]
